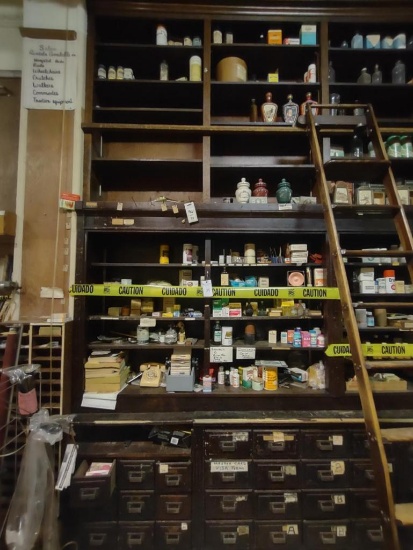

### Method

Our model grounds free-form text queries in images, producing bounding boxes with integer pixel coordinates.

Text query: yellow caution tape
[326,343,413,358]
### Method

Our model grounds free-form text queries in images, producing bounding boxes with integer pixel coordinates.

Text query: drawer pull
[79,487,99,501]
[320,532,336,544]
[221,472,236,483]
[89,533,107,545]
[267,441,285,452]
[318,470,334,482]
[165,533,180,544]
[221,532,237,545]
[319,499,335,512]
[127,500,144,514]
[270,502,286,514]
[366,499,379,511]
[166,501,182,514]
[367,529,383,543]
[316,439,333,452]
[270,532,286,544]
[365,469,375,481]
[128,471,145,483]
[221,497,237,512]
[219,441,236,452]
[269,469,284,482]
[127,532,145,545]
[165,474,181,487]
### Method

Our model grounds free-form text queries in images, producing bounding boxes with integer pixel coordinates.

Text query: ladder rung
[365,360,413,369]
[343,250,413,257]
[381,427,413,442]
[395,502,413,526]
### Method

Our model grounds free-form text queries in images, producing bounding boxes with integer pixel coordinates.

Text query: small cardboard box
[300,24,317,45]
[0,211,16,236]
[166,367,195,392]
[267,29,282,44]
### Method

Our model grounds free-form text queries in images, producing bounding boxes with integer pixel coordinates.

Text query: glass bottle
[156,24,168,45]
[252,178,269,197]
[213,321,222,344]
[276,178,293,203]
[258,301,267,316]
[160,60,169,81]
[392,60,406,84]
[328,61,336,82]
[244,301,254,316]
[372,64,382,84]
[97,64,107,79]
[165,324,178,344]
[300,92,319,116]
[357,67,371,84]
[282,94,299,125]
[350,125,365,157]
[220,266,229,286]
[250,98,258,122]
[235,177,251,203]
[261,92,278,123]
[351,31,363,48]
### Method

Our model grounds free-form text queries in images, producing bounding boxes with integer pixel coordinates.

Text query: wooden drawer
[204,459,252,489]
[254,490,301,520]
[204,430,252,458]
[253,430,300,458]
[351,489,380,518]
[301,430,350,458]
[254,460,301,490]
[156,461,191,492]
[157,494,191,520]
[118,460,154,490]
[353,520,384,549]
[118,521,154,549]
[255,521,302,549]
[118,491,155,521]
[302,460,349,489]
[77,521,118,550]
[70,459,116,509]
[204,520,252,549]
[303,520,352,548]
[302,490,350,520]
[155,521,191,550]
[204,490,253,519]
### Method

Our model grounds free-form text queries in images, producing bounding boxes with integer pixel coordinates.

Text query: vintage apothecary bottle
[189,55,202,81]
[372,64,382,84]
[261,92,278,122]
[300,92,318,116]
[282,95,299,125]
[156,24,168,45]
[276,178,292,203]
[392,60,406,84]
[250,98,258,122]
[350,126,365,157]
[386,135,402,158]
[252,179,269,197]
[235,178,251,203]
[97,64,107,79]
[401,135,413,158]
[357,67,371,84]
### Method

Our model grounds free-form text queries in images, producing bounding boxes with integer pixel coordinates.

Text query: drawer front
[156,461,192,492]
[353,520,384,549]
[205,459,252,489]
[118,491,155,521]
[255,490,301,520]
[71,479,114,509]
[255,521,302,549]
[204,520,252,549]
[350,459,395,489]
[155,521,191,550]
[118,460,154,490]
[301,430,350,458]
[118,521,154,550]
[253,430,300,458]
[157,494,191,520]
[204,430,252,458]
[302,460,349,489]
[303,520,352,549]
[78,521,118,550]
[204,491,253,519]
[351,430,393,459]
[254,460,301,490]
[351,490,380,518]
[302,491,350,520]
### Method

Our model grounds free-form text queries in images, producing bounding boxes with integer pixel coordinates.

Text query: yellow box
[267,72,279,82]
[0,211,16,236]
[267,29,282,44]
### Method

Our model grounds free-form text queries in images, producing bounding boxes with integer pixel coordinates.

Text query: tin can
[263,366,278,390]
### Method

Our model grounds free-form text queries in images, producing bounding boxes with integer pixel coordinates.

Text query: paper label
[331,460,345,475]
[159,464,169,474]
[333,494,346,504]
[210,461,248,473]
[332,435,343,446]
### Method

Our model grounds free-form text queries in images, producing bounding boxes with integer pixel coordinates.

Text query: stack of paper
[84,351,129,392]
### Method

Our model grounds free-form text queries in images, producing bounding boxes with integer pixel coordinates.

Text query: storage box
[0,211,16,236]
[267,29,282,44]
[346,377,407,392]
[166,367,195,392]
[300,25,317,45]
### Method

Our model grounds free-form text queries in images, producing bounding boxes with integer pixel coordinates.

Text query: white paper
[210,346,233,363]
[236,347,256,360]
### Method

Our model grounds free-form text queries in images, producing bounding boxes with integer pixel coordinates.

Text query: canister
[189,55,202,81]
[383,269,396,293]
[263,366,278,390]
[216,57,247,82]
[156,24,168,45]
[221,326,233,345]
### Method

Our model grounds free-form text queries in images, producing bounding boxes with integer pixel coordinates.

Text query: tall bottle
[220,266,229,286]
[372,64,382,84]
[392,60,406,84]
[250,98,258,122]
[160,60,169,81]
[213,321,222,344]
[300,92,318,116]
[328,61,336,83]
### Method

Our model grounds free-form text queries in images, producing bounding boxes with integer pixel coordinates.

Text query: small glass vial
[218,366,225,385]
[183,36,192,46]
[107,65,116,80]
[225,30,233,44]
[232,370,240,388]
[97,64,107,79]
[189,55,202,82]
[160,60,169,81]
[193,36,202,47]
[156,24,168,45]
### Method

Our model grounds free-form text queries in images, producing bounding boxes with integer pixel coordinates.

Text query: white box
[290,244,308,252]
[358,268,375,281]
[268,330,277,344]
[359,281,376,294]
[258,277,269,287]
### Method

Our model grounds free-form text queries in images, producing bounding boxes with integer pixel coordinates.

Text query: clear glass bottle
[372,64,382,84]
[350,125,365,157]
[160,60,169,81]
[392,60,406,84]
[165,324,178,344]
[357,67,371,84]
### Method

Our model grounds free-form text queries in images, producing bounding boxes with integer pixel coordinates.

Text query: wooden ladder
[305,103,413,549]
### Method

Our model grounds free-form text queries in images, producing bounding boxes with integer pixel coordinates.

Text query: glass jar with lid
[137,325,149,344]
[401,135,413,158]
[386,135,402,158]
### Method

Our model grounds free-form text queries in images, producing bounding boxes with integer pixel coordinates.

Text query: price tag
[333,494,346,505]
[201,279,213,297]
[159,464,169,474]
[332,435,343,446]
[116,202,123,211]
[278,203,293,210]
[184,201,198,223]
[172,203,179,214]
[336,525,347,537]
[181,523,188,531]
[331,460,345,475]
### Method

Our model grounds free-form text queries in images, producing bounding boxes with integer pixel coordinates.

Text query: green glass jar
[276,178,292,204]
[401,135,413,158]
[386,135,402,158]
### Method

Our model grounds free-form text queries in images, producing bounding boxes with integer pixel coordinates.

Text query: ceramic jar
[276,178,292,203]
[235,178,251,203]
[252,179,268,197]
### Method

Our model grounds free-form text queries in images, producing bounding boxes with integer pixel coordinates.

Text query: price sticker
[332,435,343,446]
[331,460,345,475]
[184,201,198,224]
[278,203,293,210]
[159,464,169,474]
[336,526,347,537]
[116,202,123,211]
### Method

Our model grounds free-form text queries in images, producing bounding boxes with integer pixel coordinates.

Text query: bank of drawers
[71,459,192,549]
[202,428,393,549]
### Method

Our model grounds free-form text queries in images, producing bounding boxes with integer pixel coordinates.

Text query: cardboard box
[166,367,195,392]
[0,211,16,236]
[346,378,407,392]
[300,25,317,45]
[267,29,282,44]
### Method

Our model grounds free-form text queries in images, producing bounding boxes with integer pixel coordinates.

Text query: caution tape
[69,284,340,300]
[326,343,413,358]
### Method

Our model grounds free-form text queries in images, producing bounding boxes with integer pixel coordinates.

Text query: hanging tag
[172,203,179,214]
[184,201,198,224]
[161,199,168,211]
[202,279,213,297]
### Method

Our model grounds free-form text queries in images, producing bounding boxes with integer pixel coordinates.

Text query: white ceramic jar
[235,178,251,203]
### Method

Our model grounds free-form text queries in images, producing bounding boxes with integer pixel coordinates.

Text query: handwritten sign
[236,347,256,360]
[210,346,233,363]
[23,38,77,110]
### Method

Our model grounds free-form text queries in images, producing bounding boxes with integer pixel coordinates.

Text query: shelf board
[88,315,205,321]
[323,158,390,180]
[88,340,206,350]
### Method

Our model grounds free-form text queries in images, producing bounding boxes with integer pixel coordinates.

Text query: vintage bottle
[300,92,318,116]
[351,31,363,48]
[261,92,278,123]
[189,55,202,81]
[357,67,371,84]
[244,301,254,316]
[160,60,169,81]
[252,178,269,197]
[276,178,292,203]
[282,94,299,125]
[250,98,258,122]
[156,24,168,45]
[372,64,382,84]
[350,125,365,157]
[392,60,406,84]
[235,177,251,203]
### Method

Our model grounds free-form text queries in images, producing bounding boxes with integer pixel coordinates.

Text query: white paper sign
[210,346,233,363]
[236,347,256,360]
[23,38,77,110]
[210,461,249,473]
